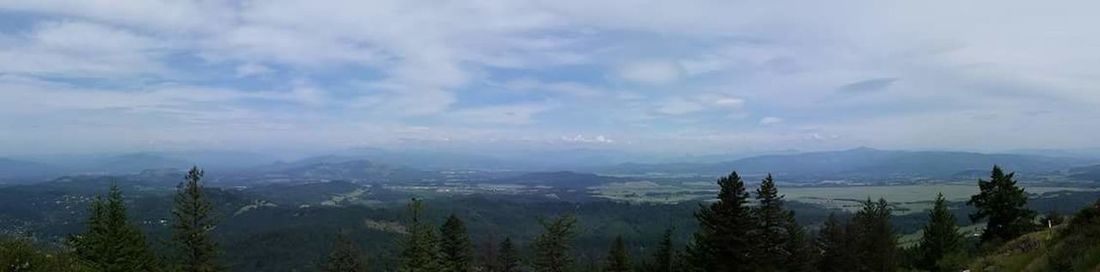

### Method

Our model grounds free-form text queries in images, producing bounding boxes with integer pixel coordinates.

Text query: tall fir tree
[399,198,438,272]
[686,171,756,272]
[782,211,815,272]
[916,193,964,272]
[816,213,855,272]
[439,214,474,272]
[477,235,500,272]
[850,198,898,272]
[752,174,788,270]
[321,233,368,272]
[531,214,577,272]
[69,185,159,272]
[498,237,521,272]
[967,165,1037,244]
[643,228,675,272]
[604,236,631,272]
[172,166,220,272]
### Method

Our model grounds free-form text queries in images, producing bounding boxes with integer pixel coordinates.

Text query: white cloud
[617,60,683,85]
[560,134,614,144]
[4,1,1100,153]
[655,98,705,115]
[235,63,274,77]
[759,117,784,125]
[448,103,551,125]
[499,78,604,97]
[0,21,171,77]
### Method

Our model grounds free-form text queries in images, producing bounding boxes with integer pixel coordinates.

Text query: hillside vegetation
[969,201,1100,271]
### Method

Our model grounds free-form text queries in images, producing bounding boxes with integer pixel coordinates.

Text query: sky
[1,1,1099,156]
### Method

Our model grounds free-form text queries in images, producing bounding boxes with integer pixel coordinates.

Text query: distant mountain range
[0,158,66,180]
[5,147,1100,185]
[593,147,1096,179]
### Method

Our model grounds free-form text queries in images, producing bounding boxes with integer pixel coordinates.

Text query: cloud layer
[1,1,1099,155]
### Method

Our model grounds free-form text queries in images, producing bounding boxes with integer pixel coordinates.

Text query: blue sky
[1,1,1099,156]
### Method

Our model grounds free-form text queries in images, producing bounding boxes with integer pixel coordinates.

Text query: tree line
[0,165,1076,271]
[385,165,1042,272]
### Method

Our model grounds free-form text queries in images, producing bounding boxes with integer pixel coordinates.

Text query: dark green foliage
[604,236,630,272]
[752,174,788,270]
[399,198,438,272]
[916,193,964,272]
[782,211,815,272]
[816,213,855,272]
[967,165,1038,244]
[2,237,89,272]
[687,171,756,272]
[477,236,499,272]
[321,234,368,272]
[497,238,521,272]
[850,198,899,272]
[642,228,676,272]
[439,214,474,272]
[532,214,577,272]
[69,185,159,272]
[172,167,221,272]
[1047,200,1100,270]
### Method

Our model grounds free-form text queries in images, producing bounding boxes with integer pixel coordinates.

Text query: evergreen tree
[752,174,787,270]
[816,213,854,272]
[477,235,500,272]
[321,234,368,272]
[399,198,438,272]
[498,238,521,272]
[916,193,964,272]
[69,185,158,272]
[172,166,220,272]
[782,211,815,272]
[532,214,577,272]
[643,228,675,272]
[604,236,631,272]
[686,171,756,272]
[967,165,1037,244]
[439,214,474,272]
[851,198,898,272]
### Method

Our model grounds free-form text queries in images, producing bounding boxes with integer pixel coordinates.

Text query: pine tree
[916,193,964,272]
[851,198,898,272]
[321,234,368,272]
[686,171,756,272]
[532,214,577,272]
[439,214,474,272]
[478,235,500,272]
[172,166,220,272]
[816,213,854,272]
[399,198,438,272]
[69,185,158,272]
[604,236,631,272]
[967,165,1037,244]
[498,237,521,272]
[752,174,787,270]
[782,211,815,272]
[643,228,675,272]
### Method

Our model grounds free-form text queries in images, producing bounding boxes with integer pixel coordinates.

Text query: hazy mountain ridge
[0,158,66,180]
[595,147,1095,178]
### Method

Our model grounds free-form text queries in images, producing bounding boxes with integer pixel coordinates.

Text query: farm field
[592,181,1100,215]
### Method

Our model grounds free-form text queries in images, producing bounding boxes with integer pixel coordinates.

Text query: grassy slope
[967,226,1100,272]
